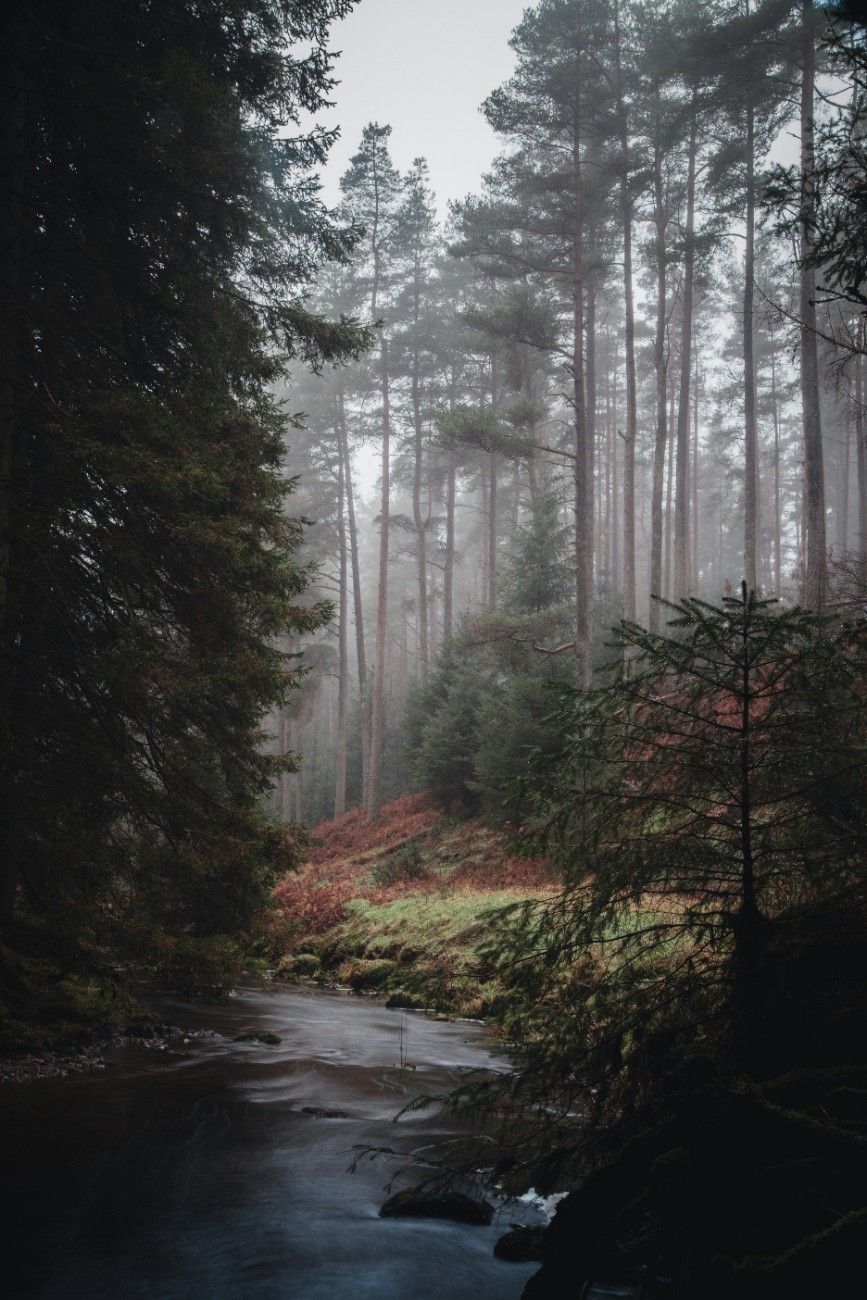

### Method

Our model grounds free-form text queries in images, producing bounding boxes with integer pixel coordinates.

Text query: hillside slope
[272,794,555,1016]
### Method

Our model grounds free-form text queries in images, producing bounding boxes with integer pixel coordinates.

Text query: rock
[257,1031,282,1045]
[379,1187,494,1226]
[494,1225,547,1262]
[301,1106,351,1119]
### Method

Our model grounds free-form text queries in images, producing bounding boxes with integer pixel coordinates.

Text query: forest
[1,1,866,1298]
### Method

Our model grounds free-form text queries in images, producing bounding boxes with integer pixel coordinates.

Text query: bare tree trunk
[411,348,429,682]
[615,0,637,624]
[488,451,498,611]
[857,328,866,590]
[649,123,668,633]
[838,411,850,555]
[444,444,456,642]
[769,325,783,597]
[692,358,700,591]
[366,339,391,821]
[611,334,621,589]
[744,102,760,593]
[334,441,348,818]
[586,276,597,592]
[675,92,697,601]
[664,387,674,602]
[572,129,591,688]
[338,394,368,801]
[799,0,827,609]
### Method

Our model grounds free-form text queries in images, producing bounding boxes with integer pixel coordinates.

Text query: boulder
[379,1186,494,1226]
[494,1225,547,1262]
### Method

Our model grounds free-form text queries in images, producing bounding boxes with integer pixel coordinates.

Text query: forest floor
[271,793,557,1017]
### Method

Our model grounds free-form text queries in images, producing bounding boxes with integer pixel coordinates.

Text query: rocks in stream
[379,1187,494,1226]
[301,1106,351,1119]
[494,1225,547,1262]
[233,1031,282,1045]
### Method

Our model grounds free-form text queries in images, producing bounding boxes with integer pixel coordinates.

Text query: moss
[276,951,320,980]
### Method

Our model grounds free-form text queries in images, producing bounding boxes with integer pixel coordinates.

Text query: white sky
[317,0,530,214]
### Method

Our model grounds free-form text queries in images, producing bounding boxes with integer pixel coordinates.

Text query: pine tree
[0,0,361,996]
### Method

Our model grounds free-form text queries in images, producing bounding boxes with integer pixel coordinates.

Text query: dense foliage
[0,0,362,1029]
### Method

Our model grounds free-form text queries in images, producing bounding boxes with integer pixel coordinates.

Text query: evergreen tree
[0,0,361,1003]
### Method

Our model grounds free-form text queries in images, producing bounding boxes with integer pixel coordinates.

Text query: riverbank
[272,794,556,1017]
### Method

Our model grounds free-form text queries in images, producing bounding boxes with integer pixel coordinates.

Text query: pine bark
[366,338,391,821]
[615,0,638,625]
[649,123,668,634]
[334,439,348,819]
[799,0,827,610]
[743,103,760,593]
[675,93,697,601]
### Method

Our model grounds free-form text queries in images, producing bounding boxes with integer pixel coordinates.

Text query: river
[3,985,541,1299]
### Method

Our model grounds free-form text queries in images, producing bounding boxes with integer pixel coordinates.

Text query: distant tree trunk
[411,344,429,683]
[429,575,438,666]
[675,92,697,601]
[572,129,591,688]
[488,450,498,611]
[444,444,456,642]
[338,394,368,796]
[649,124,668,633]
[664,390,675,602]
[769,325,783,597]
[611,335,621,589]
[744,102,760,594]
[857,328,866,590]
[799,0,827,610]
[586,275,597,591]
[838,414,850,555]
[334,443,348,819]
[692,358,700,590]
[615,0,637,625]
[366,338,391,821]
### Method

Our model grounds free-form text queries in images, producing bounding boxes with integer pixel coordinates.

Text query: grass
[272,794,555,1016]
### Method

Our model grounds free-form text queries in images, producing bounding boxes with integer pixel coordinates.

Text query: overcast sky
[317,0,530,214]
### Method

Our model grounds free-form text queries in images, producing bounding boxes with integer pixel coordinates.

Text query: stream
[3,985,541,1299]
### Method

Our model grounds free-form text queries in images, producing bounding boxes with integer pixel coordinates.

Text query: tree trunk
[664,386,675,602]
[744,102,760,594]
[586,275,597,592]
[334,440,348,819]
[769,324,783,597]
[799,0,827,609]
[692,357,700,591]
[444,444,456,642]
[411,346,429,682]
[675,92,697,601]
[488,451,498,611]
[366,338,391,821]
[615,0,638,625]
[338,394,368,799]
[572,133,591,688]
[857,327,866,590]
[649,124,668,633]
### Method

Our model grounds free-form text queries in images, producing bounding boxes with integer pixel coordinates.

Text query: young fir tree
[489,586,867,1126]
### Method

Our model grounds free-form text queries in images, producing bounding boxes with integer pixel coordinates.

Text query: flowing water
[3,985,540,1299]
